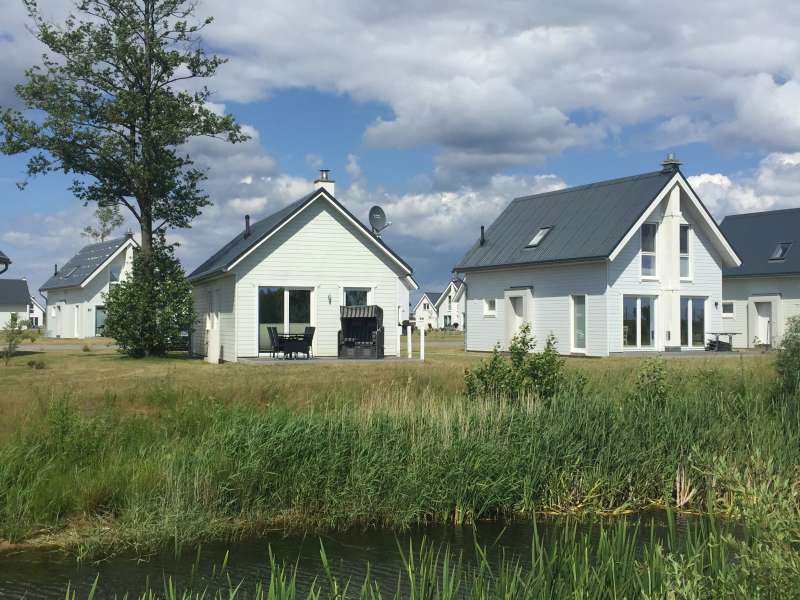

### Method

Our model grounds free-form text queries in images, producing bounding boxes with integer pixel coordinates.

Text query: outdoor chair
[267,326,284,358]
[338,305,384,359]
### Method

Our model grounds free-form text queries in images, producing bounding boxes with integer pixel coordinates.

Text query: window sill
[722,315,735,319]
[680,278,693,283]
[483,314,496,318]
[640,276,659,282]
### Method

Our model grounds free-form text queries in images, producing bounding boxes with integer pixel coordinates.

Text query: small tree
[103,236,195,357]
[776,316,800,395]
[2,313,30,365]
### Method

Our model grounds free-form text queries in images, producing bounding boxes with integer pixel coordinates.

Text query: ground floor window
[444,315,452,327]
[344,288,369,307]
[680,297,705,347]
[722,301,734,317]
[572,294,587,351]
[258,287,312,352]
[95,306,106,336]
[623,295,655,348]
[29,316,39,328]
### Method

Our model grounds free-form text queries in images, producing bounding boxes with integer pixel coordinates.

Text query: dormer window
[769,242,792,261]
[526,227,552,248]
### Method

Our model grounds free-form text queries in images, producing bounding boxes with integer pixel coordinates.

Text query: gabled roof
[40,235,136,292]
[720,208,800,277]
[413,291,442,312]
[30,295,45,312]
[433,281,462,309]
[188,188,416,285]
[0,250,10,265]
[0,279,31,306]
[455,170,677,271]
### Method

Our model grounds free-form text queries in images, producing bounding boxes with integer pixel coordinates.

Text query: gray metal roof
[0,250,9,265]
[423,291,442,305]
[189,188,414,282]
[40,235,132,292]
[0,279,31,306]
[720,208,800,277]
[454,170,675,271]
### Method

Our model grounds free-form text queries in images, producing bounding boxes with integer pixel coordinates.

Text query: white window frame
[640,223,658,280]
[722,301,735,319]
[484,297,497,317]
[622,295,657,349]
[343,287,371,307]
[570,294,588,353]
[679,223,692,281]
[680,296,707,348]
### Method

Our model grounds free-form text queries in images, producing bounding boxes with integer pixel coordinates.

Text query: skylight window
[526,227,552,248]
[769,242,792,261]
[62,267,78,278]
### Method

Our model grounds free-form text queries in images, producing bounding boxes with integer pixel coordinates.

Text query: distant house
[0,279,31,328]
[412,291,441,330]
[187,172,418,361]
[719,209,800,348]
[434,280,465,329]
[40,235,137,338]
[28,295,45,329]
[453,157,741,356]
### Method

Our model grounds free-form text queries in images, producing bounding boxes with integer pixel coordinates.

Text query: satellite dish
[369,205,391,236]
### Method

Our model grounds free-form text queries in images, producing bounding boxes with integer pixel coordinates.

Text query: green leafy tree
[103,236,195,357]
[2,313,30,366]
[82,205,125,242]
[0,0,248,262]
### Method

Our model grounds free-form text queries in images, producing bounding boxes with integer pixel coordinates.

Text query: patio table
[707,332,738,351]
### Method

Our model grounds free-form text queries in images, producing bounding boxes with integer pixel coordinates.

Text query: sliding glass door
[623,295,656,349]
[680,297,705,348]
[258,287,313,352]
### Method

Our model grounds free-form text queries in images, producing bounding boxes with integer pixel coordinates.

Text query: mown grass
[0,350,796,562]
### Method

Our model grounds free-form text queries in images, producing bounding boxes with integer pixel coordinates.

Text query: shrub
[634,358,670,403]
[103,235,195,357]
[82,344,91,352]
[464,324,566,401]
[1,313,29,365]
[26,359,46,370]
[776,316,800,394]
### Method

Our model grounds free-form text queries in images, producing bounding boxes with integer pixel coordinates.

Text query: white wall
[191,275,237,361]
[44,245,134,338]
[0,304,28,328]
[722,276,800,348]
[435,283,464,329]
[463,261,608,356]
[231,197,411,358]
[413,296,437,329]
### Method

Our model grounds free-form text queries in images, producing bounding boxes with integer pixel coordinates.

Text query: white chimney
[314,169,335,196]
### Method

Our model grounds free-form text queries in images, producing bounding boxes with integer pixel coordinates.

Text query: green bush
[776,316,800,395]
[464,324,566,401]
[634,358,670,403]
[1,313,29,365]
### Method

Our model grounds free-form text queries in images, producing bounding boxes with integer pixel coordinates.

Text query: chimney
[54,264,58,276]
[480,225,486,246]
[313,169,335,196]
[661,153,682,173]
[244,214,251,238]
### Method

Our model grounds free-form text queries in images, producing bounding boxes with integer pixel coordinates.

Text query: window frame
[343,287,370,307]
[483,297,497,317]
[622,295,657,349]
[679,223,692,281]
[570,294,588,353]
[526,226,553,248]
[722,301,735,318]
[769,242,792,262]
[640,223,658,280]
[680,296,707,348]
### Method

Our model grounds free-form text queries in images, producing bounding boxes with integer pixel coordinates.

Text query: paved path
[18,343,116,352]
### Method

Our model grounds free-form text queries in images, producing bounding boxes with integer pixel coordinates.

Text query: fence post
[420,327,425,361]
[406,325,412,358]
[396,324,402,357]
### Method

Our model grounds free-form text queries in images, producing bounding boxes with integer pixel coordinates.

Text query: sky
[2,0,800,301]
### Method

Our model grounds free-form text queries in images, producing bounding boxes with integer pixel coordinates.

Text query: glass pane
[573,295,586,349]
[692,299,705,347]
[288,289,311,334]
[259,287,284,352]
[640,297,654,347]
[680,297,689,346]
[109,267,120,282]
[623,297,637,347]
[680,256,690,278]
[723,302,734,314]
[345,289,368,306]
[641,224,656,253]
[642,254,656,276]
[95,306,106,337]
[680,225,689,255]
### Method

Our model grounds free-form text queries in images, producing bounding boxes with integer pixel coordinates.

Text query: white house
[28,295,45,329]
[0,279,31,328]
[453,157,741,357]
[434,280,465,329]
[412,291,441,330]
[719,209,800,348]
[187,172,418,362]
[40,235,137,338]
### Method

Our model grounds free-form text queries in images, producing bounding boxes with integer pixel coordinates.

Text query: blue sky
[2,1,800,299]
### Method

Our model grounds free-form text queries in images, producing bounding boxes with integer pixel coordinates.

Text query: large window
[572,295,587,351]
[641,223,657,277]
[344,288,369,306]
[680,225,691,279]
[680,297,706,347]
[623,295,656,348]
[258,287,312,351]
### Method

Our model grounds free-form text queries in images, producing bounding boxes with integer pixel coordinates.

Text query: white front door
[504,289,532,347]
[755,302,772,345]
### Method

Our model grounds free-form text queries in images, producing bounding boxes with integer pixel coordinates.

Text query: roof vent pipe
[661,153,682,173]
[480,225,485,246]
[54,264,58,276]
[244,214,251,239]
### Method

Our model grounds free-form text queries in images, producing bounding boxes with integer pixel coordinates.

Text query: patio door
[258,287,313,353]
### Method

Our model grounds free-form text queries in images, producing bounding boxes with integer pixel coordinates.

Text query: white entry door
[754,302,772,345]
[503,288,533,347]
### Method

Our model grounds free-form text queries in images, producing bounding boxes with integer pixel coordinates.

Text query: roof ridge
[722,207,800,220]
[513,170,667,203]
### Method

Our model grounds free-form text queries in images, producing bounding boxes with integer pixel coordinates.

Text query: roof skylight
[769,242,792,261]
[62,267,78,278]
[526,227,552,248]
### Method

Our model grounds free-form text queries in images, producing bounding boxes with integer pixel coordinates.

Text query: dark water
[0,513,703,598]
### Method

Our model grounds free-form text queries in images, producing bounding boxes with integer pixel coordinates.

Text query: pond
[0,512,712,598]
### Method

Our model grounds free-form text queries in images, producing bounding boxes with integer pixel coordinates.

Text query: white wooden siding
[722,275,800,347]
[191,275,236,361]
[464,262,608,356]
[232,198,408,358]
